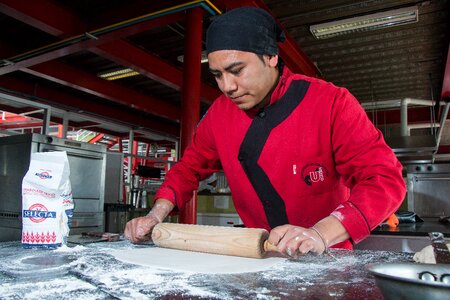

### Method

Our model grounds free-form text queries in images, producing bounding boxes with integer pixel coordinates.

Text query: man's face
[208,50,279,111]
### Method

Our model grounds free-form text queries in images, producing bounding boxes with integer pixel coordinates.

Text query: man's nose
[221,74,238,94]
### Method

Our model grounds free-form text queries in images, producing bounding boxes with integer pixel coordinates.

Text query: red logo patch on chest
[301,163,329,186]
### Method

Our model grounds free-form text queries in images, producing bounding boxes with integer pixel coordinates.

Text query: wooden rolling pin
[151,223,278,259]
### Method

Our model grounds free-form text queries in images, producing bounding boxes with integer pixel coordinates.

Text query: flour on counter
[0,277,100,299]
[71,254,229,299]
[54,244,86,252]
[110,246,286,274]
[0,240,414,300]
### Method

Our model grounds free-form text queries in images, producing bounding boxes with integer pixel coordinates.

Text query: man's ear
[267,55,279,68]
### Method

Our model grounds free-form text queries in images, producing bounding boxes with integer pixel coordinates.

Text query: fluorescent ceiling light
[310,6,418,39]
[99,68,140,81]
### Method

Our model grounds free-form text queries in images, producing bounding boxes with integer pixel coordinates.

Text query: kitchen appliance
[407,163,450,218]
[369,263,450,300]
[0,133,107,241]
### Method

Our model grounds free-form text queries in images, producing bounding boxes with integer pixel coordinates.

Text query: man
[124,7,405,256]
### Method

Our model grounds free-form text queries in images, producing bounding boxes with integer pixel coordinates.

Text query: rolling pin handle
[263,240,278,253]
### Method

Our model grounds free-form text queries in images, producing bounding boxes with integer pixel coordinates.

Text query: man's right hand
[124,214,160,243]
[124,198,174,244]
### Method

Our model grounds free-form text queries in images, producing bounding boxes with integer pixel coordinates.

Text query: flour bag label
[22,151,74,249]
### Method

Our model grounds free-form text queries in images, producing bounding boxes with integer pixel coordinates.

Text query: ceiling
[0,0,449,153]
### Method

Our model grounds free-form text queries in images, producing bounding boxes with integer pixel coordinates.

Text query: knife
[428,232,450,264]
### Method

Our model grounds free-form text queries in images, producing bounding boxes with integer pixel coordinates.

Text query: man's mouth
[230,94,246,102]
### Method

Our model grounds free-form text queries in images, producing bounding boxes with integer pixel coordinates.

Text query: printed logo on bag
[60,192,72,204]
[23,203,56,223]
[35,171,52,180]
[23,188,56,198]
[22,231,57,244]
[60,192,72,198]
[301,163,329,186]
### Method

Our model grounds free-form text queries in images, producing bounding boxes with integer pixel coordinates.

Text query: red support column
[178,7,203,224]
[132,140,138,174]
[56,125,63,138]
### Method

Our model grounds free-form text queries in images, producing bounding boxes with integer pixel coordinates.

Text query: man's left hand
[268,224,326,257]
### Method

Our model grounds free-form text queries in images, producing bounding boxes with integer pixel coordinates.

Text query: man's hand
[124,198,174,244]
[268,224,326,257]
[268,215,350,257]
[124,214,160,243]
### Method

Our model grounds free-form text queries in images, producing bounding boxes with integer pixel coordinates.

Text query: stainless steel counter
[355,218,450,253]
[0,240,413,299]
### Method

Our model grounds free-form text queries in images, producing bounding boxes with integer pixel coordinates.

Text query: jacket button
[258,111,266,118]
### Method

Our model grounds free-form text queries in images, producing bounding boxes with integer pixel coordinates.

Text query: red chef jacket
[155,66,405,249]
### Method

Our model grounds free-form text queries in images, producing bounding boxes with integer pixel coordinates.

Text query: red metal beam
[0,105,175,139]
[88,134,105,144]
[0,115,33,122]
[21,60,179,121]
[0,105,97,132]
[0,9,185,75]
[92,41,220,104]
[87,1,181,28]
[0,122,47,129]
[0,0,221,103]
[0,0,84,37]
[0,75,179,136]
[75,121,101,128]
[83,127,128,138]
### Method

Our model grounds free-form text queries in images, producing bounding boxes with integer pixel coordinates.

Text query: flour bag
[21,151,74,249]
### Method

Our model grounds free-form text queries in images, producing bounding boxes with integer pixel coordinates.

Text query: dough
[111,247,286,274]
[413,244,450,264]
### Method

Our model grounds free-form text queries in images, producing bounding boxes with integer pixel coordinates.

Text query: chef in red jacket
[125,7,405,256]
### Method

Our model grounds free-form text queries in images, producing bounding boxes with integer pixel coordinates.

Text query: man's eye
[213,73,222,79]
[230,68,243,75]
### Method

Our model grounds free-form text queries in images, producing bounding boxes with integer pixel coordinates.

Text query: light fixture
[310,6,418,39]
[98,68,140,81]
[177,51,209,64]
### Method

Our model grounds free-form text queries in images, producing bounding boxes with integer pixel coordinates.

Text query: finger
[136,222,151,237]
[123,222,135,242]
[304,229,326,254]
[277,227,305,251]
[298,231,326,255]
[124,219,149,243]
[286,234,308,250]
[298,238,316,254]
[268,224,291,246]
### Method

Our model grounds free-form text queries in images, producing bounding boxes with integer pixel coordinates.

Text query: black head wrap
[206,7,286,55]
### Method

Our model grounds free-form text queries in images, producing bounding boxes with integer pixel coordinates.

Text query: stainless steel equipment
[104,150,124,205]
[0,133,107,241]
[369,263,450,300]
[407,164,450,217]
